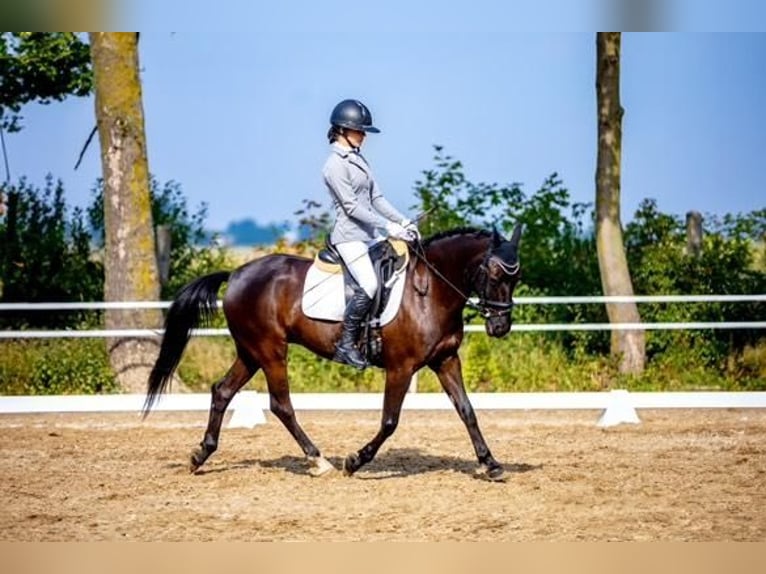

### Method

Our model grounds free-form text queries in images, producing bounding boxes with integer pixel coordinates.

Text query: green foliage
[0,339,117,395]
[625,199,766,366]
[0,174,234,394]
[87,176,231,299]
[412,145,607,352]
[411,146,473,235]
[414,146,600,296]
[293,198,332,249]
[0,177,103,328]
[2,144,764,395]
[0,32,92,132]
[410,146,766,384]
[2,332,763,395]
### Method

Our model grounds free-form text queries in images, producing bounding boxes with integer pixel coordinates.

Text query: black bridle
[411,241,519,320]
[470,253,519,319]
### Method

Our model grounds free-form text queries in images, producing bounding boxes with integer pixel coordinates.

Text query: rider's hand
[401,219,421,242]
[385,221,415,242]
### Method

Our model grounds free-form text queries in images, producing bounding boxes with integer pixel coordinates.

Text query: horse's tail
[143,271,231,416]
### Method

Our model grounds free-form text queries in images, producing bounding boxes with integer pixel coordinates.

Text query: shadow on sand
[187,447,543,479]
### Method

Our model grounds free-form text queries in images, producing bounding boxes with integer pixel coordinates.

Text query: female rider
[322,99,419,369]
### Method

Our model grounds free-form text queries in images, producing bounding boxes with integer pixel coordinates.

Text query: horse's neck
[424,235,488,302]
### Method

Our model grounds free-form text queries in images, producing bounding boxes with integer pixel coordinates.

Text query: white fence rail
[1,295,765,339]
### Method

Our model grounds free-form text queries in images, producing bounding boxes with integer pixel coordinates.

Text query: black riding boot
[334,289,373,370]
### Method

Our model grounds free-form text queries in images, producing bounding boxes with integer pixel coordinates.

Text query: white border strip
[1,391,765,429]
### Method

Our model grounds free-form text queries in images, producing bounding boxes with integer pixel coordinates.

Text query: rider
[322,99,420,370]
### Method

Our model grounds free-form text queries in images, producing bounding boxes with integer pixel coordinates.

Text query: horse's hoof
[308,456,336,477]
[343,453,361,476]
[190,449,206,474]
[474,464,506,483]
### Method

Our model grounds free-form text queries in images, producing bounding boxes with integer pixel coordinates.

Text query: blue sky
[4,17,766,233]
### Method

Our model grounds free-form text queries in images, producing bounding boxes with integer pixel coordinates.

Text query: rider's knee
[357,275,378,299]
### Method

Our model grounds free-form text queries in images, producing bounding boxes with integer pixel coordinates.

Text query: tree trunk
[686,210,703,257]
[90,33,162,393]
[595,32,645,375]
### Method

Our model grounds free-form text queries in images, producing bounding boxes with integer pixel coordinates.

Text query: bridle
[471,252,519,319]
[411,241,519,320]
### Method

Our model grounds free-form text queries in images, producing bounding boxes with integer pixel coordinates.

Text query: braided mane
[422,227,491,247]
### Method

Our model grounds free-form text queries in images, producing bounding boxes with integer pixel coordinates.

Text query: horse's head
[473,224,522,337]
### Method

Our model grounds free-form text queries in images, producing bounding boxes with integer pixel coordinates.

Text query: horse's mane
[422,227,491,247]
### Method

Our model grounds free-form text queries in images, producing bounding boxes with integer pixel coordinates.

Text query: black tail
[143,271,231,416]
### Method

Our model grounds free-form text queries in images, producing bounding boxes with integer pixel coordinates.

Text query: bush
[0,339,117,395]
[625,199,766,364]
[0,177,103,329]
[2,333,763,395]
[410,148,766,383]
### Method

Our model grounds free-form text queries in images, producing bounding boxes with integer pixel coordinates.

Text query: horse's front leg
[343,366,411,476]
[431,353,505,481]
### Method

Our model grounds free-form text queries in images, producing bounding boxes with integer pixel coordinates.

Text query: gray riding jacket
[322,142,406,244]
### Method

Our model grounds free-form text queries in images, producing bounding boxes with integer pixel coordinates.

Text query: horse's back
[223,253,311,315]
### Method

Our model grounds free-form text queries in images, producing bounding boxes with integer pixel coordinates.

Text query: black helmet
[329,99,380,133]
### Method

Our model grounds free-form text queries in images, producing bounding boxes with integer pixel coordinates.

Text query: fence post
[155,224,172,285]
[408,372,418,393]
[686,211,703,257]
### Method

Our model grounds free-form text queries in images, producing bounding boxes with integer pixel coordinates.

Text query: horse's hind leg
[261,356,335,477]
[191,357,255,473]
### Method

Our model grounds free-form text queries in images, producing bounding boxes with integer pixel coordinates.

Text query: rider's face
[345,129,366,148]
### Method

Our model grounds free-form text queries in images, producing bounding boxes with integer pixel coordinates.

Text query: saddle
[318,238,408,316]
[301,238,410,363]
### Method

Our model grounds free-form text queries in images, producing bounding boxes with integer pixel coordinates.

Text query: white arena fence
[1,295,765,428]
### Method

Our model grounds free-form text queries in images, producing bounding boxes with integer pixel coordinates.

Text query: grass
[1,332,764,395]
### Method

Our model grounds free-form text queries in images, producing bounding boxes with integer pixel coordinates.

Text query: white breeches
[335,240,378,298]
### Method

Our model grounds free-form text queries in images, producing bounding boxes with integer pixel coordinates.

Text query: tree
[0,33,92,206]
[0,32,92,132]
[595,32,645,374]
[89,33,162,393]
[88,176,230,299]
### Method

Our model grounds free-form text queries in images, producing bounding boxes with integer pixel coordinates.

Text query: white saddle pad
[301,256,407,326]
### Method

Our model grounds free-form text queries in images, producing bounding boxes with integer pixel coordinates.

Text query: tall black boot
[333,289,373,370]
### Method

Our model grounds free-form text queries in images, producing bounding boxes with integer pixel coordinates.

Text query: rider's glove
[400,219,421,242]
[385,221,416,242]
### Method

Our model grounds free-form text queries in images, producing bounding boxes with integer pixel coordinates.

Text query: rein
[410,241,516,320]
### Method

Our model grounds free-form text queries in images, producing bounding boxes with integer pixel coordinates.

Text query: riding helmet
[329,99,380,133]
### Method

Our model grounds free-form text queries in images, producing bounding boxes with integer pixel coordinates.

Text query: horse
[143,224,522,481]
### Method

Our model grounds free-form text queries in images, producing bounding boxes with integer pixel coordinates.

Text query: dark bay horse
[144,225,522,481]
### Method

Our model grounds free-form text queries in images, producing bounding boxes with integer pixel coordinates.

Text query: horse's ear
[510,223,522,247]
[492,226,503,247]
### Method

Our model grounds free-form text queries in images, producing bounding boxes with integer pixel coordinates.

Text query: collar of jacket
[330,142,359,158]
